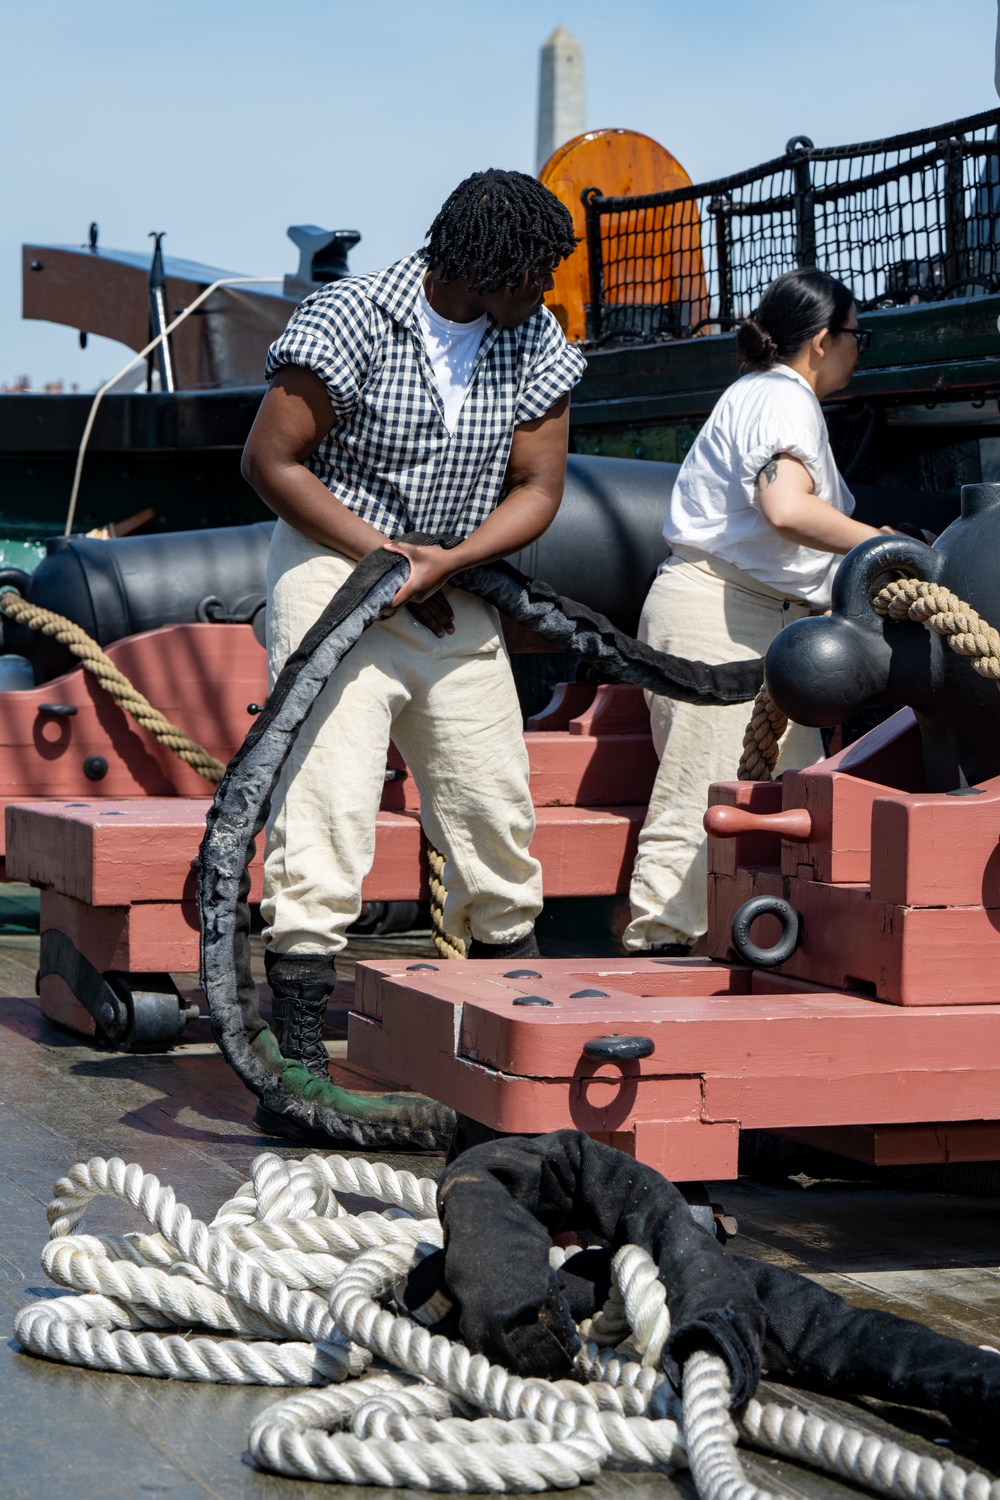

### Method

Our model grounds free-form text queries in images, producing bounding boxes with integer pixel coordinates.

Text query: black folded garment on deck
[402,1129,765,1404]
[739,1257,1000,1442]
[402,1128,1000,1438]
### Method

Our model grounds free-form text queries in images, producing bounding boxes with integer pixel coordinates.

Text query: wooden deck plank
[715,1178,1000,1349]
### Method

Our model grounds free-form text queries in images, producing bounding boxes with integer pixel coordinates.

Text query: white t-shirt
[663,363,855,605]
[415,287,488,433]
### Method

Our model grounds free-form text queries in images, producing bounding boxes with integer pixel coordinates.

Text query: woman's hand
[383,541,460,638]
[384,540,459,602]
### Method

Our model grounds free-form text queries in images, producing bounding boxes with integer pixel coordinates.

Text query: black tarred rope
[198,538,764,1149]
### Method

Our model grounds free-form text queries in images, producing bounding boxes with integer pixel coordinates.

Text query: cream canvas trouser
[622,549,825,952]
[261,520,542,956]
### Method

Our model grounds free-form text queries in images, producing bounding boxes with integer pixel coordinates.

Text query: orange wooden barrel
[539,128,708,342]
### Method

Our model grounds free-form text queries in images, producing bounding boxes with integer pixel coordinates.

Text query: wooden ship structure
[3,105,1000,1165]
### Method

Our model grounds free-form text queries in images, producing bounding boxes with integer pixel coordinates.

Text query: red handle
[703,805,813,842]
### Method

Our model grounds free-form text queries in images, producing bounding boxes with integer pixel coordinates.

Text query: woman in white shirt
[624,268,888,957]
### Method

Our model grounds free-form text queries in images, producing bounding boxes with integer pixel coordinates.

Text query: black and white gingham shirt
[264,252,587,539]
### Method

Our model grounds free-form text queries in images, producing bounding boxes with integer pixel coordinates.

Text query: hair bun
[737,315,779,372]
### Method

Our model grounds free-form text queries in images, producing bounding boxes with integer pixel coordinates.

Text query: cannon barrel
[506,453,674,631]
[1,454,678,683]
[0,521,276,683]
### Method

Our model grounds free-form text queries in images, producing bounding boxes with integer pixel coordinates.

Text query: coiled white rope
[741,1397,1000,1500]
[13,1151,1000,1497]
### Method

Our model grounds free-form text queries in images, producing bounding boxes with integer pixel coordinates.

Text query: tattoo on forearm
[755,456,780,491]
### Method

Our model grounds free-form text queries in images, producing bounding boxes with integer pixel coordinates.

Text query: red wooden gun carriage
[348,483,1000,1180]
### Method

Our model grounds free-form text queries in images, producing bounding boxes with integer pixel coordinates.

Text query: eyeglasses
[840,328,873,354]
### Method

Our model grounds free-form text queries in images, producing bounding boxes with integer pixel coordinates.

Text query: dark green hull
[0,388,269,542]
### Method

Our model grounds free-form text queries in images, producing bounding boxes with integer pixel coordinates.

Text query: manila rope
[431,575,1000,948]
[11,567,1000,1497]
[0,592,469,959]
[737,577,1000,782]
[0,591,226,783]
[0,585,466,956]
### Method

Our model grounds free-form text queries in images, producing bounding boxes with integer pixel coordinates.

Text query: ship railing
[581,105,1000,345]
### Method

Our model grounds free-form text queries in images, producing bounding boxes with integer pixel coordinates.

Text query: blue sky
[2,0,997,388]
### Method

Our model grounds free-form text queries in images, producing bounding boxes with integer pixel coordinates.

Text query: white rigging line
[64,276,283,537]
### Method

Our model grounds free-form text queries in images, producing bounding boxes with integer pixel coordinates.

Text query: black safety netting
[583,106,1000,343]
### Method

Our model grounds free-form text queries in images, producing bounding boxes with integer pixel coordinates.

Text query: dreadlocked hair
[425,169,579,294]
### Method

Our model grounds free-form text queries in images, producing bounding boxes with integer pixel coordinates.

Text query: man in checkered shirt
[241,169,586,1098]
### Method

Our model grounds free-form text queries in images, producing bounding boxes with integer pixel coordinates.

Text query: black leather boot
[467,929,541,960]
[263,951,338,1078]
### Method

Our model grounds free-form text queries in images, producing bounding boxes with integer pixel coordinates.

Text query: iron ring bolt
[730,894,801,968]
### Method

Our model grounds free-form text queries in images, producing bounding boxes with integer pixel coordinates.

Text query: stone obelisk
[535,25,586,174]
